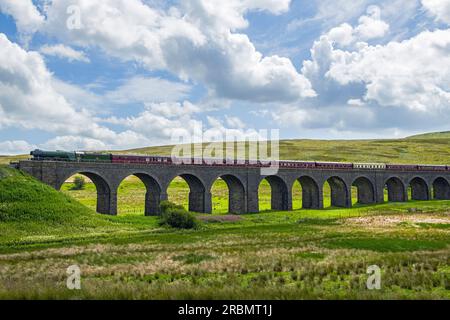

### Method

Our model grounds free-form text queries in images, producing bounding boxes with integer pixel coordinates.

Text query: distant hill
[407,131,450,140]
[0,154,28,165]
[123,135,450,164]
[1,131,450,165]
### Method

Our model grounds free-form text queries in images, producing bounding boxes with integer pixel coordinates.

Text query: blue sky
[0,0,450,154]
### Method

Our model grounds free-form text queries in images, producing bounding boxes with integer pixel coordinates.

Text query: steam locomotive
[29,149,450,172]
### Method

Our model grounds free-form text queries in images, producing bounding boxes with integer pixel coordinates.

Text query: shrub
[159,201,199,229]
[72,176,86,190]
[159,200,185,214]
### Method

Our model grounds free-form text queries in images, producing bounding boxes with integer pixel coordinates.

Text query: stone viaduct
[16,160,450,215]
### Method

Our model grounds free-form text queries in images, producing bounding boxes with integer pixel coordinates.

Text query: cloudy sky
[0,0,450,154]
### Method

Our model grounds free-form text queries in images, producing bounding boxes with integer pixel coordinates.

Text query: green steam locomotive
[30,149,112,162]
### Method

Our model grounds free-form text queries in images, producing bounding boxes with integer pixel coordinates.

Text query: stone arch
[296,176,321,209]
[385,177,406,202]
[58,171,113,215]
[168,173,207,213]
[260,175,290,211]
[433,177,450,200]
[211,174,246,214]
[352,176,375,205]
[118,173,162,216]
[409,177,430,201]
[325,176,350,208]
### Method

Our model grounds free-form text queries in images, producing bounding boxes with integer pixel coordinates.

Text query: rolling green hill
[0,155,28,165]
[124,133,450,164]
[407,131,450,140]
[0,166,96,224]
[1,131,449,166]
[0,166,157,248]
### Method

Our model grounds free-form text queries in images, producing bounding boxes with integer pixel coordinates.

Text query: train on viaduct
[12,150,450,216]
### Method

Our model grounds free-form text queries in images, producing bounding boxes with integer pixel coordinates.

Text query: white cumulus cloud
[0,140,37,155]
[40,44,90,63]
[0,33,98,135]
[354,5,390,40]
[422,0,450,24]
[36,0,313,103]
[327,29,450,112]
[272,5,450,136]
[0,33,155,151]
[0,0,44,34]
[327,5,389,46]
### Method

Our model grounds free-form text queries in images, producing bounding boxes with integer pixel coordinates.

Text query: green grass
[0,209,448,299]
[295,252,326,260]
[322,238,448,252]
[0,166,97,224]
[0,166,161,247]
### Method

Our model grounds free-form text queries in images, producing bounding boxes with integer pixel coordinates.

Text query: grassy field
[0,154,27,165]
[0,165,449,299]
[123,133,450,164]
